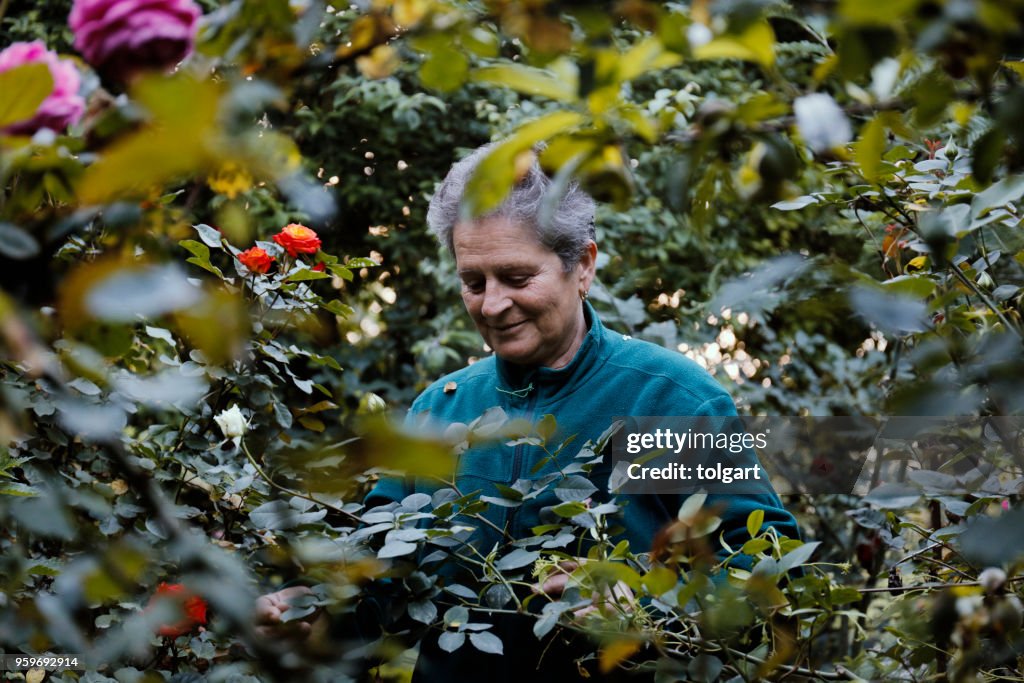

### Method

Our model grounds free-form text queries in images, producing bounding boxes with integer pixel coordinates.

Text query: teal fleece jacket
[364,303,799,681]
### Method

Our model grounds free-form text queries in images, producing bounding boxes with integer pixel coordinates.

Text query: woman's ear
[578,240,598,293]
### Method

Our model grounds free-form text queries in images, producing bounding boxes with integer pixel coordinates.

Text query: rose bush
[0,40,84,135]
[68,0,201,83]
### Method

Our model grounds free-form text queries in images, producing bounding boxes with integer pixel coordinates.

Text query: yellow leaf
[0,63,53,129]
[471,63,578,103]
[907,256,928,271]
[614,37,681,84]
[855,115,887,181]
[357,44,400,80]
[694,20,775,68]
[393,0,429,27]
[462,111,587,218]
[27,668,46,683]
[599,639,642,673]
[77,74,222,203]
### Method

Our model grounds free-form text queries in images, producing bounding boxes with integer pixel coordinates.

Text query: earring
[579,289,589,301]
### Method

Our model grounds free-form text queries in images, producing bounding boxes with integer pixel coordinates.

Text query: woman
[259,144,800,679]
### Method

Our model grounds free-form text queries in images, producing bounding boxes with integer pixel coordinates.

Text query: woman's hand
[534,560,635,618]
[254,585,320,639]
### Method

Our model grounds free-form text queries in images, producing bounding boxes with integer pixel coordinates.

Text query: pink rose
[0,41,85,135]
[69,0,202,84]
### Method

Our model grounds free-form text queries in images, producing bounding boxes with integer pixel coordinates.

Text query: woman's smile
[452,215,595,369]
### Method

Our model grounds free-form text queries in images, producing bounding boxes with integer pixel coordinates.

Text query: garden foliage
[2,0,1024,681]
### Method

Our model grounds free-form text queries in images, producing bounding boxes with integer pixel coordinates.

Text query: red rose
[150,582,208,638]
[312,262,325,272]
[238,246,275,274]
[272,223,322,257]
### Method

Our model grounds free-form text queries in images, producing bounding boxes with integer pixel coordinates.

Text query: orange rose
[272,223,322,257]
[238,246,275,274]
[150,582,208,638]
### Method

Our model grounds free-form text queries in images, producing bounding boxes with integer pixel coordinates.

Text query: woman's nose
[480,283,511,318]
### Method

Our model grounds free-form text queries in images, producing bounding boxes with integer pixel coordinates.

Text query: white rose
[214,405,247,440]
[793,93,852,154]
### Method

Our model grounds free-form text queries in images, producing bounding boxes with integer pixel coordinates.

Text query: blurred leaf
[420,46,469,92]
[0,63,52,129]
[959,509,1024,566]
[595,640,642,675]
[970,175,1024,220]
[856,115,887,181]
[461,111,587,219]
[471,63,577,102]
[849,285,929,335]
[864,483,921,509]
[85,264,202,322]
[249,500,328,530]
[0,223,41,259]
[693,21,775,68]
[78,74,223,203]
[771,195,818,211]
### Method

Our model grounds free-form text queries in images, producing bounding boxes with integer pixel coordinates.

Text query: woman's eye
[464,280,484,293]
[505,275,530,287]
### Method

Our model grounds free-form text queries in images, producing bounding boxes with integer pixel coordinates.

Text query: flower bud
[214,405,247,440]
[978,567,1007,594]
[359,392,387,415]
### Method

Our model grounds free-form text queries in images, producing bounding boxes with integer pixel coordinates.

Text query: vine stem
[947,264,1023,339]
[240,438,363,525]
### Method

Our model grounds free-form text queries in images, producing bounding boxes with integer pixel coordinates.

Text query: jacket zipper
[505,387,539,539]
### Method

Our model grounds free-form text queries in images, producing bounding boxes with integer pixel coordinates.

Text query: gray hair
[426,143,597,271]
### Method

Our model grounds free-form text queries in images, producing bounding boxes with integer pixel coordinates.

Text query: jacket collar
[494,301,607,404]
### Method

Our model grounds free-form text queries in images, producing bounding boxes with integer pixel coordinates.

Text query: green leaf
[471,64,577,102]
[741,538,772,555]
[444,605,469,627]
[378,540,418,559]
[551,501,588,518]
[536,413,557,441]
[420,46,469,92]
[0,223,41,259]
[642,566,678,595]
[775,541,820,574]
[193,223,224,248]
[288,268,331,281]
[0,63,53,129]
[180,239,211,260]
[770,195,817,211]
[554,475,598,503]
[469,631,504,655]
[461,111,587,219]
[970,175,1024,220]
[407,599,437,624]
[864,482,921,509]
[495,548,539,571]
[438,631,465,652]
[746,509,765,539]
[856,115,887,182]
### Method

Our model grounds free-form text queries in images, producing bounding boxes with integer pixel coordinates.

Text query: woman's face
[453,215,596,369]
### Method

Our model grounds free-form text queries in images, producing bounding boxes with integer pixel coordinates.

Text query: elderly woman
[259,144,799,680]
